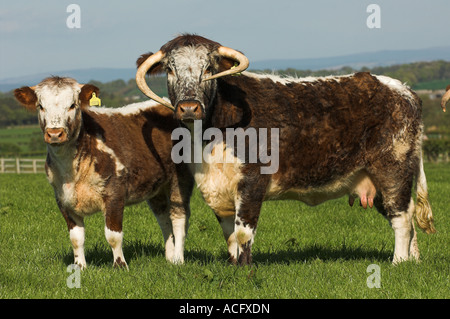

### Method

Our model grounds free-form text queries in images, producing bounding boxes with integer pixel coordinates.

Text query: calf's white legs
[70,225,86,270]
[105,226,128,269]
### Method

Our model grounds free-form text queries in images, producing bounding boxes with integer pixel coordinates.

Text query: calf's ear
[14,86,38,111]
[79,84,100,108]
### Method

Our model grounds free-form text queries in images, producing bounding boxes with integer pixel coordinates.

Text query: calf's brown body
[14,77,193,269]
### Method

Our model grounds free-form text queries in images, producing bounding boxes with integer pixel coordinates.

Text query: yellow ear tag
[89,92,101,106]
[231,62,242,76]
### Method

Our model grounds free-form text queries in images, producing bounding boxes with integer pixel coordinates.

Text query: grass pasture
[0,164,448,300]
[0,125,45,157]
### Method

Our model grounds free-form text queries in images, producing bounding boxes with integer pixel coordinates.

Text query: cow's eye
[37,104,44,111]
[166,67,174,76]
[204,66,212,74]
[69,103,76,110]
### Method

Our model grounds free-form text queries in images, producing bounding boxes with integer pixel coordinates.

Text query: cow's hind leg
[373,182,419,264]
[389,198,418,264]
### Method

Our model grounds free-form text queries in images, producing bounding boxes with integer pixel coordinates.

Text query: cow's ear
[14,86,38,111]
[136,52,164,75]
[79,84,100,108]
[218,57,238,73]
[446,85,450,92]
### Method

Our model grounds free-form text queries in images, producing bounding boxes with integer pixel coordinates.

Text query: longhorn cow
[136,34,435,265]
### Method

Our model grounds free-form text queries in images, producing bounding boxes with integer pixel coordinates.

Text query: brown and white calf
[136,34,435,265]
[14,76,193,269]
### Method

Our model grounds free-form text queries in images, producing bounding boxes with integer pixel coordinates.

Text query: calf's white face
[36,83,81,144]
[14,77,99,145]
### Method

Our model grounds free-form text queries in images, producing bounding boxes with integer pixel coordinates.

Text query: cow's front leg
[60,206,87,270]
[68,213,86,270]
[231,174,270,265]
[104,199,128,270]
[233,199,262,265]
[169,180,191,265]
[215,213,238,264]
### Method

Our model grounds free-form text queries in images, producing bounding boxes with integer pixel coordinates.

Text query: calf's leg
[69,214,87,270]
[104,199,128,269]
[60,207,87,269]
[148,192,175,262]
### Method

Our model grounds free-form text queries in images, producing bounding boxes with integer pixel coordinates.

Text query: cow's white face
[165,46,218,121]
[35,83,82,145]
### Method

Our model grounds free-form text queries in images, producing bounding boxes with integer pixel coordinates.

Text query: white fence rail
[0,158,46,174]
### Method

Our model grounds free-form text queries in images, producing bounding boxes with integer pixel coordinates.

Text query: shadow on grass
[61,240,392,267]
[61,239,219,267]
[253,244,393,265]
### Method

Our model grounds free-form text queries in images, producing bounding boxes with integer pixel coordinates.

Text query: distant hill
[1,46,450,92]
[250,46,450,71]
[0,68,136,92]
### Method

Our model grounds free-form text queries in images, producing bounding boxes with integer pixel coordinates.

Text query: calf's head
[14,77,99,145]
[136,34,249,122]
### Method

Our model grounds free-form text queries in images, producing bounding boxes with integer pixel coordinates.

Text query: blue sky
[1,0,449,79]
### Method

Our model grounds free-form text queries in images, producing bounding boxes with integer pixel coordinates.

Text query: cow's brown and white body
[14,77,193,269]
[136,34,436,266]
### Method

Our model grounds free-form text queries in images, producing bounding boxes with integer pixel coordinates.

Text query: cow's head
[14,77,99,146]
[136,34,249,122]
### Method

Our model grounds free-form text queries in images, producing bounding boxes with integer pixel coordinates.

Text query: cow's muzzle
[45,128,68,145]
[175,100,204,121]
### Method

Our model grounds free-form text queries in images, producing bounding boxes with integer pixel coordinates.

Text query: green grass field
[0,164,448,299]
[0,125,45,157]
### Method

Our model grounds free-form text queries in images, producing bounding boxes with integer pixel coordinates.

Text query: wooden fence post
[0,158,45,174]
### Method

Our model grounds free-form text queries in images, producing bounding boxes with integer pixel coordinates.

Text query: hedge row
[423,139,450,162]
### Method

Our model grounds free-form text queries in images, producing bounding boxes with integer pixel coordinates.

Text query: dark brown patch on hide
[160,33,221,55]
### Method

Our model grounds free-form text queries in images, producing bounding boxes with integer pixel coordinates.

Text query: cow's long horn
[136,50,175,111]
[202,46,249,82]
[441,88,450,112]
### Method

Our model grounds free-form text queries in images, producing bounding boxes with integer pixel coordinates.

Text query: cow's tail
[415,151,436,234]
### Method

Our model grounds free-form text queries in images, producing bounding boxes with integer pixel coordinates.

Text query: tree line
[2,60,450,128]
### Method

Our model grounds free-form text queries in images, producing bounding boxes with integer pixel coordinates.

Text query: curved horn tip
[202,46,249,82]
[135,50,175,111]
